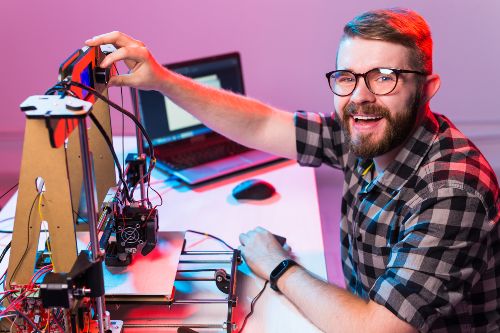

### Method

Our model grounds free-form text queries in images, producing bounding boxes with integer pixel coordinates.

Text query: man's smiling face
[334,37,424,158]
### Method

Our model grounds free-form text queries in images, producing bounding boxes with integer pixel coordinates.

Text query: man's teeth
[353,115,382,121]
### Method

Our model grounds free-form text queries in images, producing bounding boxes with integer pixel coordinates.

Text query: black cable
[68,80,155,164]
[113,63,126,179]
[121,109,125,180]
[0,229,49,234]
[68,80,157,200]
[239,281,268,332]
[0,241,11,264]
[0,183,18,201]
[52,79,159,206]
[7,193,40,288]
[177,269,218,273]
[88,112,132,202]
[61,119,89,224]
[73,209,87,224]
[46,79,163,208]
[45,83,70,96]
[148,182,163,208]
[185,230,234,251]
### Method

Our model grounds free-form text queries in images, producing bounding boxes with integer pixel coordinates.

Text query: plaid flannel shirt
[295,110,500,332]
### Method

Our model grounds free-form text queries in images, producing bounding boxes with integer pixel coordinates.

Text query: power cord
[183,229,268,332]
[186,230,234,251]
[45,79,159,206]
[7,192,40,288]
[67,80,155,175]
[239,280,268,332]
[68,80,158,203]
[0,241,11,264]
[113,63,126,179]
[87,112,132,202]
[0,183,18,201]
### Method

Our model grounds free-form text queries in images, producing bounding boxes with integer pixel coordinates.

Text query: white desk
[0,137,327,332]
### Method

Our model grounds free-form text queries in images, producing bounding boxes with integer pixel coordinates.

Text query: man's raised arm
[86,31,296,160]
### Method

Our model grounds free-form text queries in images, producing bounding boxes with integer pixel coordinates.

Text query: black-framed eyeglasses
[325,67,427,96]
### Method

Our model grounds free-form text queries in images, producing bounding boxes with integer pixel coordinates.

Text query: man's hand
[240,226,418,333]
[238,227,291,280]
[85,31,167,90]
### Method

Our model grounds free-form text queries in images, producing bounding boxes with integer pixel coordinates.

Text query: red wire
[0,264,53,317]
[0,288,36,316]
[28,264,53,287]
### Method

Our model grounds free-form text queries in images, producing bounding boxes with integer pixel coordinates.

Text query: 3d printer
[1,44,241,333]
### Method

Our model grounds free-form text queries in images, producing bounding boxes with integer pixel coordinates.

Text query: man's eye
[337,76,355,83]
[374,75,395,82]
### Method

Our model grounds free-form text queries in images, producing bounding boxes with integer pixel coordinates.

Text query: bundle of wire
[0,264,69,333]
[44,77,162,210]
[1,63,280,332]
[0,76,165,331]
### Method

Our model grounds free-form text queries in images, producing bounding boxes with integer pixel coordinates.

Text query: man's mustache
[344,102,390,118]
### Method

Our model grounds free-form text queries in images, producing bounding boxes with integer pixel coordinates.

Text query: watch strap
[269,259,297,292]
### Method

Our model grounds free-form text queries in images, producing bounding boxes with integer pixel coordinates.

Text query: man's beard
[341,93,421,159]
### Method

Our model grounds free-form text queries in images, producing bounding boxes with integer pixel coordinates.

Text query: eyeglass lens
[330,68,398,96]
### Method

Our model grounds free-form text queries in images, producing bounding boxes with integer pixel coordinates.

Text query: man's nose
[350,78,376,104]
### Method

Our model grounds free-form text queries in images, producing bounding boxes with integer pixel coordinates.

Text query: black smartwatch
[269,259,297,292]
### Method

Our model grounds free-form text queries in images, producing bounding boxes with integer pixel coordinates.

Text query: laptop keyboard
[157,141,251,171]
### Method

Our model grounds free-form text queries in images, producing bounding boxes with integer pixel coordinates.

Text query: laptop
[131,52,282,184]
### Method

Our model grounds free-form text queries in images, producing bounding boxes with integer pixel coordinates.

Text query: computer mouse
[232,179,276,200]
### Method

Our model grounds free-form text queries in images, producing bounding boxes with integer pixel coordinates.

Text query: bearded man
[87,8,500,332]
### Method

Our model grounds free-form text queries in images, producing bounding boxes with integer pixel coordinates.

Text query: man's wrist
[276,264,300,293]
[157,68,175,94]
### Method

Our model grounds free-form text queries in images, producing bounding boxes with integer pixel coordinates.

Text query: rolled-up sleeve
[294,110,349,169]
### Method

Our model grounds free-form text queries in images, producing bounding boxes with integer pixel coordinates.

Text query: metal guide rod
[180,260,233,264]
[175,277,216,281]
[132,88,146,202]
[77,118,106,333]
[124,323,223,329]
[182,251,234,255]
[173,299,229,304]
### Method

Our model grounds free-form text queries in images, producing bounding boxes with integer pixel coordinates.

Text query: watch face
[271,259,292,278]
[270,259,296,292]
[271,261,287,278]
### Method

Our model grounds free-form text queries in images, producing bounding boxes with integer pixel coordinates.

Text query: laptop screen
[134,52,245,147]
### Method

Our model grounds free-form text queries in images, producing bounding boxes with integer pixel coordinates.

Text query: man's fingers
[255,226,268,233]
[239,233,249,245]
[85,31,143,49]
[100,45,148,68]
[108,74,133,87]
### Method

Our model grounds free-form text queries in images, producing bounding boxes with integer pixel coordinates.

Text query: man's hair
[343,8,433,74]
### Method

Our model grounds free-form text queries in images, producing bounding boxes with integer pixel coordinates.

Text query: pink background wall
[3,1,500,178]
[2,1,500,135]
[1,1,500,281]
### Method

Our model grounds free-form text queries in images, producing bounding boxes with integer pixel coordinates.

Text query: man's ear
[421,73,441,104]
